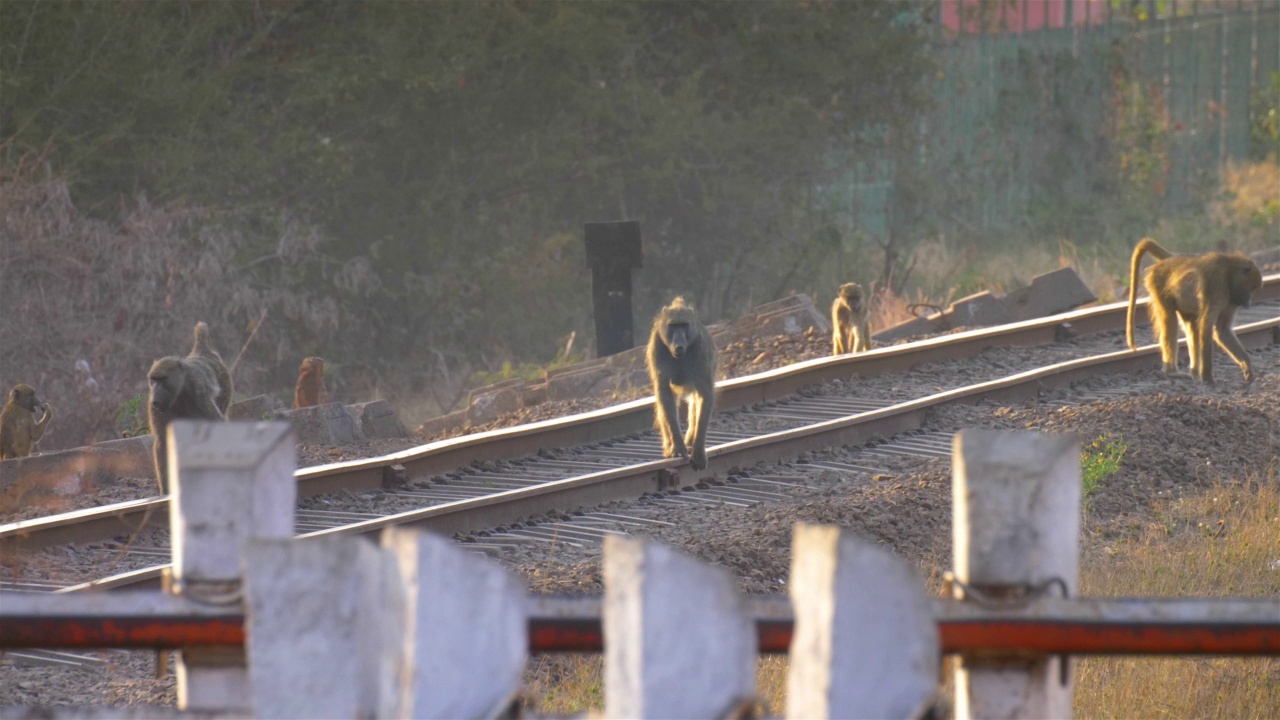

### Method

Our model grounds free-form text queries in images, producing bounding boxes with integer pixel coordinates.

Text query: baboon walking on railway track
[1126,238,1262,384]
[147,321,233,493]
[646,297,717,471]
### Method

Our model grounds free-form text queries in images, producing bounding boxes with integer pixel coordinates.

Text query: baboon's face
[1231,261,1262,308]
[148,359,184,413]
[9,385,40,412]
[839,283,863,311]
[663,322,693,359]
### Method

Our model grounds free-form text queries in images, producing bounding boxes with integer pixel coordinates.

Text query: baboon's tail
[1127,238,1173,351]
[191,321,214,357]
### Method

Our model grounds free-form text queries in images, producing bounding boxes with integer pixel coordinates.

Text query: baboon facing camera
[1126,238,1262,384]
[645,297,717,471]
[831,282,871,355]
[148,321,233,493]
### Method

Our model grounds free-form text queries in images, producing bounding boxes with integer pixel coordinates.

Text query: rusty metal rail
[3,282,1279,564]
[1,591,1275,657]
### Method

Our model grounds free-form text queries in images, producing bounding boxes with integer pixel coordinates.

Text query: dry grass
[1074,478,1280,719]
[524,655,603,715]
[0,152,384,449]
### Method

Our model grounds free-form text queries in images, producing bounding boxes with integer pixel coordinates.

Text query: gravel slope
[3,334,1278,708]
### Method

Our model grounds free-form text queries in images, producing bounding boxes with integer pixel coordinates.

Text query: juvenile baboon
[0,384,54,460]
[1126,238,1263,384]
[148,322,233,493]
[646,297,717,471]
[831,282,871,355]
[293,356,329,409]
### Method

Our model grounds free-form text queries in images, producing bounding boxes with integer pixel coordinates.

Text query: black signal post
[584,221,643,358]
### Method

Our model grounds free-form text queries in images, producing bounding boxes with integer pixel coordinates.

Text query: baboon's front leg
[1214,310,1253,383]
[654,383,686,459]
[687,390,714,471]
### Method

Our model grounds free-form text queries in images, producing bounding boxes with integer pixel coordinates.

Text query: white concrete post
[603,535,756,720]
[786,523,939,720]
[952,429,1080,720]
[381,527,528,719]
[243,535,402,720]
[168,420,296,712]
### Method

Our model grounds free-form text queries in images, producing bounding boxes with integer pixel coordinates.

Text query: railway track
[3,284,1279,595]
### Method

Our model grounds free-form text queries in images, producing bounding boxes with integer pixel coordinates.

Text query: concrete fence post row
[163,420,1077,719]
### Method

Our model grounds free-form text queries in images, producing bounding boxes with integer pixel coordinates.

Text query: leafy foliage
[1,0,935,368]
[114,393,149,438]
[1250,70,1280,160]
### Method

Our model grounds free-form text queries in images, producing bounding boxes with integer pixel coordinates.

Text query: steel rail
[3,279,1278,557]
[2,592,1276,657]
[51,316,1280,595]
[299,280,1280,496]
[292,316,1280,542]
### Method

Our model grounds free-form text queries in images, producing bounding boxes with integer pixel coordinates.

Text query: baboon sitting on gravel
[293,356,329,409]
[0,384,54,460]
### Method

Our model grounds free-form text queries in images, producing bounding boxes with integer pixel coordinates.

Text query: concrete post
[952,429,1080,720]
[603,535,755,719]
[381,528,528,719]
[243,535,401,719]
[786,523,939,720]
[168,420,296,712]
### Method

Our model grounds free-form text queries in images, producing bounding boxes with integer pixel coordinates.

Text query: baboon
[646,297,717,471]
[0,384,54,460]
[293,356,329,409]
[148,322,233,493]
[831,282,871,355]
[1126,238,1262,384]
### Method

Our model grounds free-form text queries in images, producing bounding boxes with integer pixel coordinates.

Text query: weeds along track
[3,286,1280,594]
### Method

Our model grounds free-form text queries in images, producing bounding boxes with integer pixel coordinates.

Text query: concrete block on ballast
[1002,267,1097,322]
[283,401,360,445]
[348,400,409,439]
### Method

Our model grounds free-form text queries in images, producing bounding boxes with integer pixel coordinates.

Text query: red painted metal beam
[939,620,1280,656]
[3,594,1277,656]
[0,616,244,650]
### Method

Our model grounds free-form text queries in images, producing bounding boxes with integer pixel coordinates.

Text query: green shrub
[114,392,150,438]
[1082,434,1128,500]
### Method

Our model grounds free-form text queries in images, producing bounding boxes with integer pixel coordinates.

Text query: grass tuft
[1075,477,1280,718]
[1081,434,1128,501]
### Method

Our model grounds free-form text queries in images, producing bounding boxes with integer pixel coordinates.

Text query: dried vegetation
[0,154,376,449]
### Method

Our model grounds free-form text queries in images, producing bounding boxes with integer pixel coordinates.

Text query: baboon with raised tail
[1126,238,1262,384]
[147,321,233,493]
